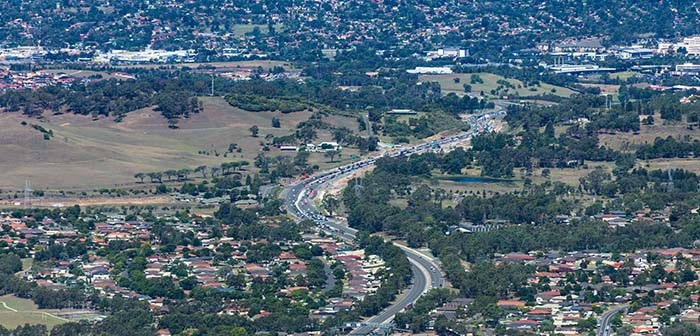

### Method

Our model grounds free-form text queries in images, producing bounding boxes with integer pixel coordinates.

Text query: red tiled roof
[497,300,526,307]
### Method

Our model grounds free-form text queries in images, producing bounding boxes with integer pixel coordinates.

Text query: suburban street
[598,305,627,336]
[282,111,503,335]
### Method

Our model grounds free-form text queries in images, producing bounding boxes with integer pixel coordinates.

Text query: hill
[0,97,311,191]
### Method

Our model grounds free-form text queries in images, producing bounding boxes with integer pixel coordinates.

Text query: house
[497,300,526,310]
[526,308,552,321]
[507,319,539,331]
[278,252,298,263]
[288,262,307,277]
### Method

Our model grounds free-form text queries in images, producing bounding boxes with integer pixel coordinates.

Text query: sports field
[0,295,67,329]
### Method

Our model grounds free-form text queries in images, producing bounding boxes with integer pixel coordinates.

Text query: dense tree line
[458,190,573,224]
[225,94,309,113]
[636,136,700,160]
[366,126,619,179]
[428,219,698,265]
[0,71,210,121]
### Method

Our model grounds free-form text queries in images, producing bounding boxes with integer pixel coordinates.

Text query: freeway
[283,111,503,335]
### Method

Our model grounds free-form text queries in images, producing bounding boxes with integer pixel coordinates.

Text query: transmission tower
[210,71,215,96]
[23,180,32,208]
[354,177,364,197]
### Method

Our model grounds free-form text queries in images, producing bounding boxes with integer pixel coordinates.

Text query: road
[598,305,627,336]
[282,110,503,335]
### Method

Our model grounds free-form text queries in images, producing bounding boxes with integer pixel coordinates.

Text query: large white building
[658,36,700,56]
[618,48,654,60]
[406,66,453,74]
[93,49,196,63]
[425,47,468,61]
[674,63,700,76]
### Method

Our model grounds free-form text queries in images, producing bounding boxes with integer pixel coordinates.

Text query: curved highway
[598,305,627,336]
[283,111,503,335]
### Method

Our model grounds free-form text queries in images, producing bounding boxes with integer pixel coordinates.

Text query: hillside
[0,97,311,191]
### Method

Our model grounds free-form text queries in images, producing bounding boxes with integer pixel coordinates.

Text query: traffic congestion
[283,110,504,335]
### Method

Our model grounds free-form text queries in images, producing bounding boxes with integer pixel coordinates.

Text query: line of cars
[291,110,504,259]
[286,110,503,335]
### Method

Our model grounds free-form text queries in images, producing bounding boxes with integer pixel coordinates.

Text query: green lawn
[232,24,284,38]
[20,259,32,272]
[608,71,640,81]
[0,295,67,330]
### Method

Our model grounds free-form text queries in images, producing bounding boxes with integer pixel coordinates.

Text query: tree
[249,125,259,137]
[333,128,351,145]
[51,322,91,336]
[146,173,157,183]
[255,156,269,174]
[294,151,310,168]
[271,117,281,128]
[579,168,611,195]
[134,173,145,183]
[324,150,341,162]
[147,172,162,183]
[322,194,340,216]
[12,324,47,336]
[156,184,168,194]
[541,168,551,178]
[195,165,207,178]
[662,322,698,336]
[176,168,192,181]
[164,170,177,181]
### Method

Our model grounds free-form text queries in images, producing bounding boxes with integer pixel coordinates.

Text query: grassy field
[608,71,641,81]
[434,178,521,196]
[577,83,620,96]
[20,259,32,272]
[528,162,617,186]
[0,96,374,196]
[323,114,361,133]
[0,96,312,191]
[599,114,700,152]
[39,69,121,80]
[232,24,284,38]
[0,295,67,330]
[645,158,700,175]
[419,73,577,99]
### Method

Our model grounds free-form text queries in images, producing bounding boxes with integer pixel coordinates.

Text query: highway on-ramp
[283,111,503,335]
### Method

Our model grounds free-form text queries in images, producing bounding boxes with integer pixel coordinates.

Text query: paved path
[0,301,17,312]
